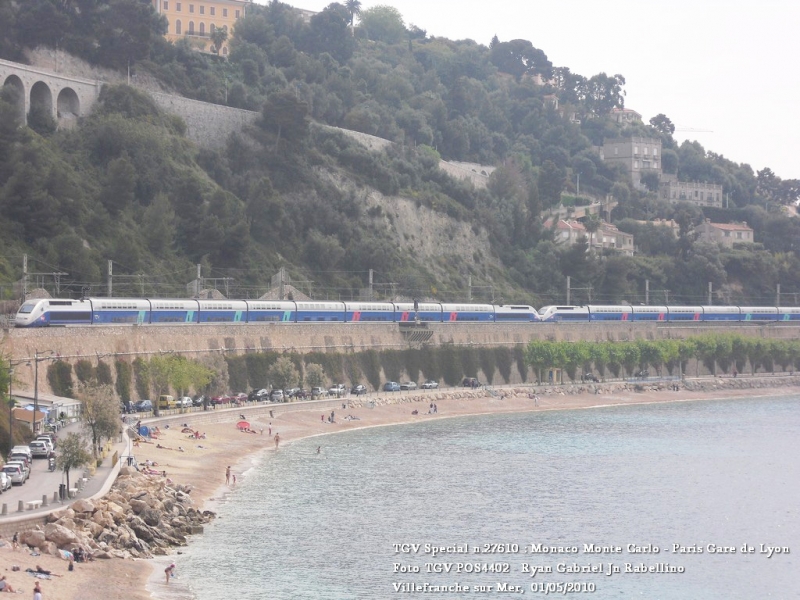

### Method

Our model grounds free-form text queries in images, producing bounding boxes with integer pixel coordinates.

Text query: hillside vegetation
[1,0,799,306]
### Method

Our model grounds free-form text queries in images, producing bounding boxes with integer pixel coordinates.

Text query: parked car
[462,377,480,388]
[583,372,599,382]
[284,388,300,399]
[2,464,25,485]
[350,384,367,396]
[0,471,10,492]
[210,395,231,406]
[295,389,310,400]
[35,437,54,454]
[37,432,57,449]
[421,380,439,389]
[635,370,650,379]
[9,453,31,472]
[248,389,269,402]
[133,399,153,412]
[192,395,206,407]
[11,446,32,461]
[158,395,177,410]
[270,389,285,402]
[400,381,418,391]
[178,396,193,408]
[6,460,29,482]
[383,381,400,392]
[120,400,134,414]
[328,384,346,397]
[29,441,49,458]
[311,387,326,398]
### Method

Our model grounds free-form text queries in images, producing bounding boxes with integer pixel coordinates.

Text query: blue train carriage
[777,306,800,321]
[439,303,494,322]
[392,302,444,323]
[587,305,633,321]
[14,298,92,327]
[739,306,778,321]
[91,298,154,324]
[245,300,297,323]
[493,304,540,322]
[295,301,346,322]
[148,299,200,324]
[665,305,703,321]
[631,305,669,321]
[197,299,248,323]
[538,305,590,322]
[344,301,396,322]
[699,305,741,321]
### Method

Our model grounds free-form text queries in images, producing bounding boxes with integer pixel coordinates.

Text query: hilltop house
[550,219,634,256]
[151,0,250,55]
[696,220,754,248]
[600,136,661,189]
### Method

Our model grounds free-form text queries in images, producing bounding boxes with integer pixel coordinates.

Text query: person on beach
[11,532,18,551]
[165,563,175,584]
[274,433,280,449]
[225,466,231,485]
[316,446,321,454]
[269,423,272,436]
[33,581,42,600]
[0,576,16,593]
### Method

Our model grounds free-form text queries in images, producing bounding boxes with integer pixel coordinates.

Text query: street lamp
[7,367,14,453]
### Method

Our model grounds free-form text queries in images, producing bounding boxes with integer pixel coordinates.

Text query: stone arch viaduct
[0,58,103,128]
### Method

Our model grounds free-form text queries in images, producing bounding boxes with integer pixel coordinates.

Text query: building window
[737,232,742,239]
[163,0,168,9]
[724,231,731,237]
[644,147,649,155]
[175,19,181,33]
[223,46,229,55]
[200,22,205,34]
[235,9,240,18]
[654,162,658,169]
[634,160,639,169]
[634,146,639,154]
[223,8,228,16]
[210,6,215,15]
[614,147,618,155]
[210,23,216,33]
[176,2,181,10]
[695,190,698,197]
[189,4,194,13]
[188,20,194,33]
[653,148,658,156]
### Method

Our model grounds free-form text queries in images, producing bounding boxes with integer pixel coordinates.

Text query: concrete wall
[148,91,258,149]
[4,322,800,394]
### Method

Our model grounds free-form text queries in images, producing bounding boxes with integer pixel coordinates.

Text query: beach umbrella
[237,421,250,430]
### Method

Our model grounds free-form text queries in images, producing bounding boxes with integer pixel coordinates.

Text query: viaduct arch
[0,58,102,128]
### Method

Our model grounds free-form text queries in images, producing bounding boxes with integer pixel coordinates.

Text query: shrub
[133,357,150,400]
[115,360,132,403]
[47,360,74,398]
[96,361,113,386]
[359,350,382,390]
[74,360,95,384]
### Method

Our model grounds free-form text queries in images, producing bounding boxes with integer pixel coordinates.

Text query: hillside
[0,0,799,307]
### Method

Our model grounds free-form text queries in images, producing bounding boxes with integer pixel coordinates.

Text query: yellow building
[151,0,251,56]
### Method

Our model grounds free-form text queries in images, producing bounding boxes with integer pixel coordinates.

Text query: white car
[2,464,25,485]
[29,440,49,458]
[400,381,418,391]
[178,396,193,408]
[0,471,10,491]
[421,380,439,389]
[6,461,29,482]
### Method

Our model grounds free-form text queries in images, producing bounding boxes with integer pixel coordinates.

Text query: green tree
[268,356,300,391]
[56,432,92,493]
[77,382,120,457]
[538,160,566,207]
[358,5,406,44]
[649,113,675,136]
[345,0,362,25]
[305,363,325,389]
[210,27,228,55]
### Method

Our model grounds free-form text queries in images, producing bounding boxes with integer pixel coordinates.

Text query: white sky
[270,0,800,180]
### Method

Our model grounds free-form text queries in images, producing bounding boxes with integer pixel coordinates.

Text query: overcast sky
[268,1,800,180]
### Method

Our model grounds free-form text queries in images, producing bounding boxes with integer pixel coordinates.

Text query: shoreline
[6,381,796,600]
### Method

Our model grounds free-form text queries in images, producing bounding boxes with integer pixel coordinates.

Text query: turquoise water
[178,396,800,599]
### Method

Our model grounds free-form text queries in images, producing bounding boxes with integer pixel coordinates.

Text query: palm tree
[584,214,601,252]
[345,0,362,26]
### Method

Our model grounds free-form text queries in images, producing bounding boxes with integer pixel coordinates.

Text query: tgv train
[539,305,800,322]
[13,298,540,327]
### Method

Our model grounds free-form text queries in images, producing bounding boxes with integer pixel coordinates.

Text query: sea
[174,395,800,599]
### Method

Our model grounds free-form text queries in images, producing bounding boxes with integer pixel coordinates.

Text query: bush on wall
[133,357,150,400]
[47,360,74,398]
[359,350,382,390]
[74,359,95,384]
[115,360,132,403]
[97,360,113,386]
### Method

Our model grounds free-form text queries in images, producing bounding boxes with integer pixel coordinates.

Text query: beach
[2,381,798,600]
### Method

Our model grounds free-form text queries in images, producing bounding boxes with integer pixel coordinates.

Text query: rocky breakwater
[18,466,215,559]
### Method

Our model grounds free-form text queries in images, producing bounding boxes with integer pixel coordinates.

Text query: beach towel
[59,549,74,561]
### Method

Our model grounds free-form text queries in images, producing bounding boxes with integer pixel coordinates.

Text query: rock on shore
[19,467,215,559]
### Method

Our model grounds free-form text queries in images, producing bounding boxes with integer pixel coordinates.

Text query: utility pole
[566,275,571,305]
[645,279,649,305]
[22,254,28,299]
[776,283,781,307]
[368,269,374,300]
[279,267,285,300]
[467,276,472,302]
[107,260,113,297]
[196,264,202,297]
[708,282,713,305]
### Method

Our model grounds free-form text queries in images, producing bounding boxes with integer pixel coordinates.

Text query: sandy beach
[2,381,798,600]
